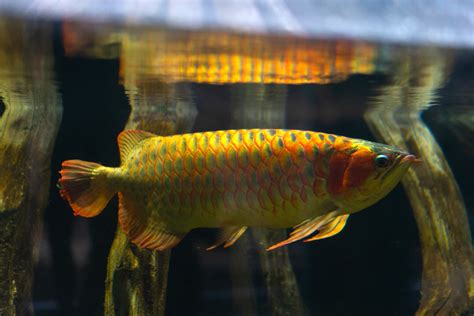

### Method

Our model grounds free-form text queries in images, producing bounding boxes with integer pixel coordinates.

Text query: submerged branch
[230,84,306,316]
[104,76,196,316]
[364,48,474,315]
[0,18,62,315]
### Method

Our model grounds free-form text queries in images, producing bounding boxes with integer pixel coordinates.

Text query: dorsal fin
[117,130,156,161]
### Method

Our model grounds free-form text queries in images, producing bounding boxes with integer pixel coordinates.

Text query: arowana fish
[58,129,419,251]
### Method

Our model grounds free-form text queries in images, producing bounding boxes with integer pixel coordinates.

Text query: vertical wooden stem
[230,84,305,316]
[0,18,62,315]
[104,75,197,315]
[364,49,474,315]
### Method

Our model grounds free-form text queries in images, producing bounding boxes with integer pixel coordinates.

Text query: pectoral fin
[304,214,349,242]
[266,210,341,251]
[207,226,248,250]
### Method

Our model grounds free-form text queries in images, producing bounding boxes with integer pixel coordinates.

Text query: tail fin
[58,160,115,217]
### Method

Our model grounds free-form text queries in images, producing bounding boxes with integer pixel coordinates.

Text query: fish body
[59,129,418,251]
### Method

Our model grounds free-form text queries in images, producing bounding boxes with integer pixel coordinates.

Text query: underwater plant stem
[104,63,196,316]
[364,48,474,315]
[252,228,306,315]
[229,236,258,316]
[105,229,170,316]
[0,18,62,316]
[230,84,306,316]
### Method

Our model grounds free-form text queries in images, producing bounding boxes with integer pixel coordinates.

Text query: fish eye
[375,154,390,168]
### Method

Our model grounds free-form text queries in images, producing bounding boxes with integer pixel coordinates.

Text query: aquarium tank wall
[0,1,473,315]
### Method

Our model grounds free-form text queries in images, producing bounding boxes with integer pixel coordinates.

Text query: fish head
[326,138,419,213]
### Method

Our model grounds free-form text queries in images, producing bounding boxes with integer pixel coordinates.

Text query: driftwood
[230,84,306,316]
[63,27,199,316]
[364,48,474,315]
[104,59,197,315]
[0,18,62,315]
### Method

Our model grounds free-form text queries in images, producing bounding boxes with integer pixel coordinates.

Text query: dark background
[32,29,474,316]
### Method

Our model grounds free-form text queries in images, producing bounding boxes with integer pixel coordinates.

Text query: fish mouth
[400,154,422,164]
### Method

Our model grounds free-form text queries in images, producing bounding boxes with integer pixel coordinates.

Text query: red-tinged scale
[58,129,419,251]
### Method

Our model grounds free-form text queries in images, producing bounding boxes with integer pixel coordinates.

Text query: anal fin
[118,192,185,251]
[304,214,349,242]
[266,210,340,251]
[207,226,248,250]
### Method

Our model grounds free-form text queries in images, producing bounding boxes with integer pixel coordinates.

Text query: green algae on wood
[104,68,197,315]
[364,48,474,315]
[0,18,62,315]
[230,84,306,316]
